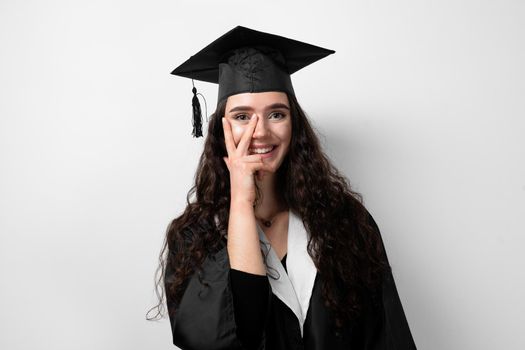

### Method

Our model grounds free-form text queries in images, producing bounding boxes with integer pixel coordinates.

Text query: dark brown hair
[147,93,390,329]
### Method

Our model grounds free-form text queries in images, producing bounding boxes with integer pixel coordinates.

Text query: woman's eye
[233,114,250,121]
[269,112,285,120]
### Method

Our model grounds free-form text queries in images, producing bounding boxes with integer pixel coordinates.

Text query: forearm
[227,200,266,275]
[230,268,270,349]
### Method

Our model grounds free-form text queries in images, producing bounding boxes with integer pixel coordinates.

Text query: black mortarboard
[171,26,335,137]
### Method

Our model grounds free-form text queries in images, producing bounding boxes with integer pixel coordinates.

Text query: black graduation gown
[165,215,417,350]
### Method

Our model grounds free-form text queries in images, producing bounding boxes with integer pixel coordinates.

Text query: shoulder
[365,209,381,233]
[364,210,393,273]
[167,215,226,270]
[171,216,222,248]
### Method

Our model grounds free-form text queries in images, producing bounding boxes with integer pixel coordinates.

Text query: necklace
[258,217,274,228]
[255,209,285,228]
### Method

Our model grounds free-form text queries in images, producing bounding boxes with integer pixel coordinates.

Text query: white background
[1,0,524,349]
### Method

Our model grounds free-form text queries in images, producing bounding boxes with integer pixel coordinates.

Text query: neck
[254,171,286,219]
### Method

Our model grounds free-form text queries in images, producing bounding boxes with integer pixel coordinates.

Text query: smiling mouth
[249,145,276,155]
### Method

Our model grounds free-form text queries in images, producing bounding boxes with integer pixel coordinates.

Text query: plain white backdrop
[1,0,524,349]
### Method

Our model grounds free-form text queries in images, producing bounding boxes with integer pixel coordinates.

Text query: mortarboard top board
[171,25,335,102]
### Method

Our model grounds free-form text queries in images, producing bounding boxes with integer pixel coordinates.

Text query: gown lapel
[287,211,318,330]
[257,210,317,336]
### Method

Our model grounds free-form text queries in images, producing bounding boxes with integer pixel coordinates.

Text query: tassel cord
[196,92,208,122]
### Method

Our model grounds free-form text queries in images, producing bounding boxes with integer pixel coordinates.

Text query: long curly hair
[147,93,390,329]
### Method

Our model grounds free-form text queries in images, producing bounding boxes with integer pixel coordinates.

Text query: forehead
[225,91,289,110]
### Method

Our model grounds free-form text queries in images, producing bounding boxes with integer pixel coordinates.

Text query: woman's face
[224,91,292,174]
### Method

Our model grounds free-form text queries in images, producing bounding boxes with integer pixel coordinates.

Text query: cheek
[277,125,292,146]
[231,124,246,145]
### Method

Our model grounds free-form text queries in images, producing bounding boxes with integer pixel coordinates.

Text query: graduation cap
[171,26,335,137]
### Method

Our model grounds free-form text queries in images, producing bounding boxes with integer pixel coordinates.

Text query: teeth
[249,146,274,154]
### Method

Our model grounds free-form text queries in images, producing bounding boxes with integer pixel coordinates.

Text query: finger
[236,114,258,155]
[226,154,262,167]
[222,118,235,156]
[241,154,264,163]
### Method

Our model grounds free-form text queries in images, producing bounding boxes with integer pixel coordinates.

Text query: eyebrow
[228,103,290,113]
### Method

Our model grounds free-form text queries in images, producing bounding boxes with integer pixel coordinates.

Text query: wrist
[230,198,255,211]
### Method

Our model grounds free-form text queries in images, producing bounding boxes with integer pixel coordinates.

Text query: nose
[252,114,269,138]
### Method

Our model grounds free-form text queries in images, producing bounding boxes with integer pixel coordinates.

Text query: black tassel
[191,86,203,137]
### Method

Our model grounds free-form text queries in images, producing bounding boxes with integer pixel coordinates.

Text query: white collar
[257,210,317,336]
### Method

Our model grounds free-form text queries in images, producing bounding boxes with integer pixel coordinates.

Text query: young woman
[151,26,416,349]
